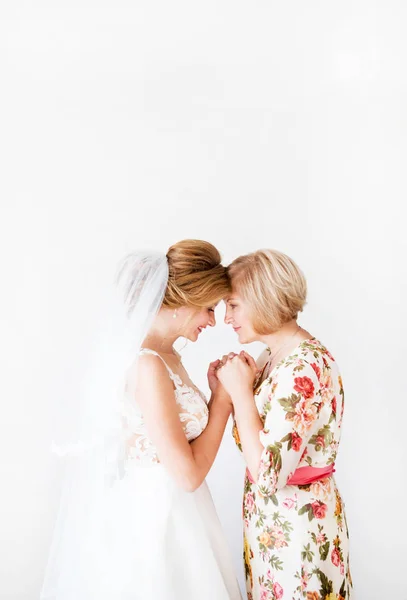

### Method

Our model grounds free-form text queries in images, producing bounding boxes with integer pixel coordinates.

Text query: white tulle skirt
[41,464,242,600]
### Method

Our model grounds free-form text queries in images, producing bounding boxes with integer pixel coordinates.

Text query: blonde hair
[163,239,230,308]
[228,249,307,334]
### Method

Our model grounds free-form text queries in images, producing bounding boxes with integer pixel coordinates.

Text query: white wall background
[1,1,406,598]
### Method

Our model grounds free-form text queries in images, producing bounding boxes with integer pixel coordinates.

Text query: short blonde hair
[164,239,230,308]
[228,249,307,334]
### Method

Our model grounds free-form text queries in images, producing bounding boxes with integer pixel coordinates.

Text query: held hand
[208,359,233,409]
[208,352,238,393]
[239,351,259,379]
[207,359,222,395]
[217,354,257,398]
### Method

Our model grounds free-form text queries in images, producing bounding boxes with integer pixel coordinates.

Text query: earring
[173,309,178,319]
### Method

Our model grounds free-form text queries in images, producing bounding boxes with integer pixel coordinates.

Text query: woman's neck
[260,320,309,353]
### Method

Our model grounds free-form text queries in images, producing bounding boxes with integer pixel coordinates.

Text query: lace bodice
[124,348,209,467]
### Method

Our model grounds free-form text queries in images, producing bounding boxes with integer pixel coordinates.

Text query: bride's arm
[189,388,231,483]
[187,357,236,482]
[134,354,230,492]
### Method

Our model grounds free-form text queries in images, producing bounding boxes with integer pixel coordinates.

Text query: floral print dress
[233,339,352,600]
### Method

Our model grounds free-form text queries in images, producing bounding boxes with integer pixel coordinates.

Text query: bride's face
[177,305,217,342]
[224,291,257,344]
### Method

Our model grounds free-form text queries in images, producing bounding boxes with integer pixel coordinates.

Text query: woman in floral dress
[217,249,352,600]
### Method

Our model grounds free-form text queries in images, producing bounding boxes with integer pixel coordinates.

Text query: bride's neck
[143,329,179,355]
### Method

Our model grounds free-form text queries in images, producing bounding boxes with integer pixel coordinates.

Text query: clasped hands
[207,350,259,405]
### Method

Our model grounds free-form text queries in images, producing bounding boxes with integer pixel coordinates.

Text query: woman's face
[177,304,217,342]
[224,290,257,344]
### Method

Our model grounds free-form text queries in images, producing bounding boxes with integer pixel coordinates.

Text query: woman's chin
[237,332,250,344]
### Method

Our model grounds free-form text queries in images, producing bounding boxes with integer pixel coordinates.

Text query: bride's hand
[207,359,222,395]
[208,353,238,392]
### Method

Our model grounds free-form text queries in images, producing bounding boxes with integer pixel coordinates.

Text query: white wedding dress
[89,348,242,600]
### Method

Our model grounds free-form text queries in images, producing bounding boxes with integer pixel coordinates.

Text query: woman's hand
[239,350,259,380]
[217,353,258,398]
[208,352,239,393]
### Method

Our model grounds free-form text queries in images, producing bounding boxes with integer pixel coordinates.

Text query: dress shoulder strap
[139,348,181,387]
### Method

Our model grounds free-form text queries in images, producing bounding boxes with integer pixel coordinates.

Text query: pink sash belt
[246,464,335,486]
[287,464,335,485]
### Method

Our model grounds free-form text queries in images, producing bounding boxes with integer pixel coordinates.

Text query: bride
[41,239,242,600]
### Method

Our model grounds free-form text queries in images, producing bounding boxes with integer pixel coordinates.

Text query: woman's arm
[134,354,231,492]
[253,363,321,496]
[230,388,264,480]
[219,353,321,495]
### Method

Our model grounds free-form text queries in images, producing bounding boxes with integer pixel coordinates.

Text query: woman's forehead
[225,292,242,302]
